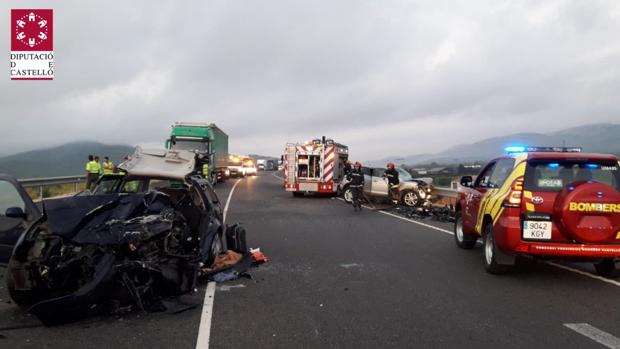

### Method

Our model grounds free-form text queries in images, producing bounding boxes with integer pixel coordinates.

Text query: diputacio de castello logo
[10,9,54,80]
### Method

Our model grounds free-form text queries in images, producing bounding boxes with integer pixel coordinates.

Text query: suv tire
[401,190,420,207]
[454,213,476,249]
[342,185,353,203]
[594,259,620,278]
[483,223,513,274]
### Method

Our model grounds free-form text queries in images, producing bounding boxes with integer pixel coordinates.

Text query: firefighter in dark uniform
[384,162,400,206]
[347,161,364,211]
[343,160,352,178]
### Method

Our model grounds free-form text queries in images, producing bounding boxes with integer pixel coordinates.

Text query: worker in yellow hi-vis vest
[102,157,114,175]
[202,162,210,181]
[85,155,100,190]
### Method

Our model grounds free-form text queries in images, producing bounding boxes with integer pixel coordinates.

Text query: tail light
[503,176,524,208]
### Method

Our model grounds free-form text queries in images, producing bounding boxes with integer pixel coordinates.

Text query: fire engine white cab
[284,137,349,196]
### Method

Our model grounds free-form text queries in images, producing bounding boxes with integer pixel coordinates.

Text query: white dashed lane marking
[564,323,620,349]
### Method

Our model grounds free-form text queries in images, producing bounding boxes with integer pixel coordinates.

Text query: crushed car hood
[118,147,196,179]
[44,192,176,245]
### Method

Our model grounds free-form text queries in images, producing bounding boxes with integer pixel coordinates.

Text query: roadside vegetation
[25,182,87,201]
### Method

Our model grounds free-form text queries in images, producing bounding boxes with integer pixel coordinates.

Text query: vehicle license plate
[523,220,552,240]
[299,183,318,191]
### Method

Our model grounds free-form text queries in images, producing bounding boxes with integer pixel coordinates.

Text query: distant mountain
[368,123,620,166]
[0,141,135,178]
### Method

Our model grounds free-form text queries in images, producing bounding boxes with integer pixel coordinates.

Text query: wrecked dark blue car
[2,149,233,325]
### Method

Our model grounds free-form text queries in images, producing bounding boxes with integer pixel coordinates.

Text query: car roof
[496,152,618,162]
[525,152,618,161]
[491,152,618,165]
[118,147,196,179]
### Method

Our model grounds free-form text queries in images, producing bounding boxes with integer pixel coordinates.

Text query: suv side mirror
[5,206,26,219]
[460,176,473,188]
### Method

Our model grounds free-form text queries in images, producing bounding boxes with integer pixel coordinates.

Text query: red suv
[454,146,620,276]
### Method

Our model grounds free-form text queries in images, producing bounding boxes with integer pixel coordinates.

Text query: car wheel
[401,190,420,207]
[483,223,512,274]
[342,185,353,203]
[454,213,476,249]
[594,259,620,278]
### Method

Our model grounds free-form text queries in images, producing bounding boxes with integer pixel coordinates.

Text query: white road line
[272,172,284,181]
[334,197,620,289]
[564,323,620,349]
[196,178,242,349]
[548,262,620,288]
[378,210,455,236]
[195,282,216,349]
[223,179,242,225]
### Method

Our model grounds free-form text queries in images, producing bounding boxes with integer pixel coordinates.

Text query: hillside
[369,123,620,166]
[0,142,135,178]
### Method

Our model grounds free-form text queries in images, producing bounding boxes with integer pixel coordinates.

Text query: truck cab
[165,122,229,185]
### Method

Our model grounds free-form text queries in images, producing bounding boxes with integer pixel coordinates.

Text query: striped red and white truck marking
[322,146,335,182]
[284,141,347,193]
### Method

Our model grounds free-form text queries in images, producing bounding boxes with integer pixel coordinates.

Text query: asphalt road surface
[1,172,620,348]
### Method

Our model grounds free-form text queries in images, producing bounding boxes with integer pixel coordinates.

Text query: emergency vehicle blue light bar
[504,146,582,154]
[504,146,526,153]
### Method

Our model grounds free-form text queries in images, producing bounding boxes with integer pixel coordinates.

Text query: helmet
[387,162,395,169]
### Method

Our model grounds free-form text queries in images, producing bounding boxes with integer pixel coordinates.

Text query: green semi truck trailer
[165,122,229,184]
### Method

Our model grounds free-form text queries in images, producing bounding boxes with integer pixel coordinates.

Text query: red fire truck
[284,137,349,196]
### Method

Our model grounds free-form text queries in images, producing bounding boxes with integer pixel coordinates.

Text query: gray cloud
[1,0,619,160]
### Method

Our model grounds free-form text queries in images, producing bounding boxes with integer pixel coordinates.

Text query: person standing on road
[347,161,365,212]
[384,162,400,207]
[94,156,102,176]
[343,160,352,178]
[85,155,100,190]
[202,160,210,181]
[102,157,114,175]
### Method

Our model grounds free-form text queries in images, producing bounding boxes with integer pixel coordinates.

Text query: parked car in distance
[341,167,432,207]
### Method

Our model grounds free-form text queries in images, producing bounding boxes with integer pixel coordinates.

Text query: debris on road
[203,246,270,283]
[403,205,455,223]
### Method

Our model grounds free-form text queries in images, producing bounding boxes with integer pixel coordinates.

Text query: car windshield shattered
[6,148,256,326]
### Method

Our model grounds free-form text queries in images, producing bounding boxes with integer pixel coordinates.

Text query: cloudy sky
[1,0,619,160]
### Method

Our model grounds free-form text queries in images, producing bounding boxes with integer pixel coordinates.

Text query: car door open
[0,175,41,263]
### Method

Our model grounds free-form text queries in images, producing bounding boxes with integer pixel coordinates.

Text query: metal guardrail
[434,186,458,198]
[434,181,460,199]
[18,175,86,200]
[14,174,461,200]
